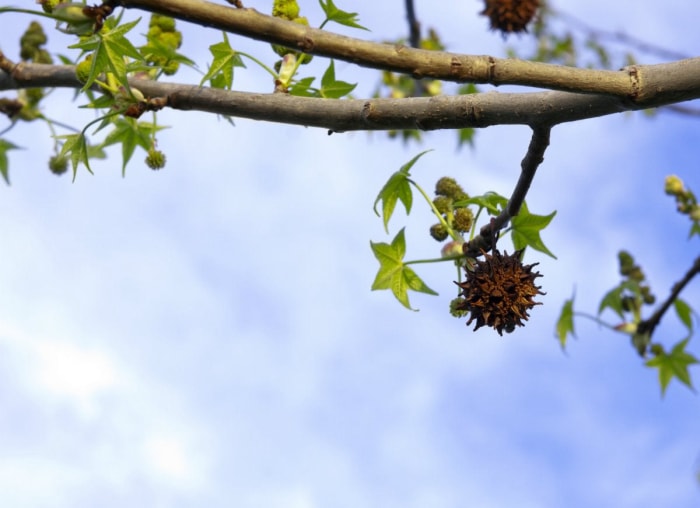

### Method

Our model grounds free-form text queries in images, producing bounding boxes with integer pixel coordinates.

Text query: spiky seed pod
[481,0,540,34]
[455,249,544,335]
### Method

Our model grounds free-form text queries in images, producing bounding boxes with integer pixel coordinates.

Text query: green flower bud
[664,174,685,195]
[690,205,700,222]
[449,297,469,318]
[272,0,300,20]
[151,14,176,33]
[430,223,449,242]
[75,54,93,83]
[433,195,452,214]
[49,155,69,175]
[435,176,467,200]
[453,207,474,233]
[650,343,664,356]
[145,149,166,170]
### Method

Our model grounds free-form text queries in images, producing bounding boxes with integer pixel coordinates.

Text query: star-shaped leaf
[555,294,576,350]
[645,338,699,396]
[320,60,356,98]
[373,150,430,233]
[319,0,368,30]
[101,117,167,175]
[200,33,245,90]
[0,139,20,185]
[511,202,557,258]
[370,228,437,310]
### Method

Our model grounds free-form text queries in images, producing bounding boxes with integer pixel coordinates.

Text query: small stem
[574,311,618,331]
[464,125,551,257]
[405,253,465,266]
[409,177,463,243]
[638,255,700,337]
[238,51,278,79]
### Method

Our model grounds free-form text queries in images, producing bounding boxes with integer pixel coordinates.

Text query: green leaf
[0,139,20,185]
[370,228,437,310]
[373,151,430,233]
[101,117,165,175]
[288,76,319,97]
[320,60,356,99]
[645,339,698,396]
[457,127,475,148]
[598,279,641,318]
[319,0,368,30]
[57,133,92,179]
[510,202,557,258]
[458,192,507,215]
[674,298,694,332]
[556,295,576,350]
[200,33,245,90]
[70,18,143,92]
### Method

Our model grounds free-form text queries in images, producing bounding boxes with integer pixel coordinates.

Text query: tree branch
[637,256,700,338]
[463,126,551,257]
[4,61,700,132]
[114,0,700,100]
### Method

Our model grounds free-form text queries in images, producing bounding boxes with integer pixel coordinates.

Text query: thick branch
[115,0,700,100]
[4,62,700,132]
[637,256,700,338]
[463,127,551,257]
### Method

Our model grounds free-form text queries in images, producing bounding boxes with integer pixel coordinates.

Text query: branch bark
[3,60,700,132]
[114,0,700,101]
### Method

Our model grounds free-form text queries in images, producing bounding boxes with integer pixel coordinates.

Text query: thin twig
[464,126,551,257]
[405,0,421,50]
[637,255,700,337]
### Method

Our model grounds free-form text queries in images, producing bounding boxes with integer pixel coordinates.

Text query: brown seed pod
[455,249,544,335]
[480,0,540,34]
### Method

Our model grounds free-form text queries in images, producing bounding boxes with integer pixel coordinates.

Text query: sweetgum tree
[1,0,699,397]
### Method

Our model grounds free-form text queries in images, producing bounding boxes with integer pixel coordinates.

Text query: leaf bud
[75,54,93,83]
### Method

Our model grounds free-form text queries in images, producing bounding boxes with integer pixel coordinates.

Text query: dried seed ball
[455,249,544,335]
[481,0,540,34]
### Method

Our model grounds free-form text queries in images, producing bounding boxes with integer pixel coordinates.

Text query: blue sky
[1,1,699,507]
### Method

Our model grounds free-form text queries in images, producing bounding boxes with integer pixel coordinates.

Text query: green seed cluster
[618,250,655,307]
[143,14,183,75]
[665,175,700,222]
[429,177,473,241]
[145,149,167,170]
[20,21,52,64]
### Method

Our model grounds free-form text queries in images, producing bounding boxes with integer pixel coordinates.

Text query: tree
[4,0,697,388]
[1,0,699,504]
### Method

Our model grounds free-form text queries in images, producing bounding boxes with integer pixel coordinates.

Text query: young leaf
[319,0,368,30]
[370,228,437,310]
[70,19,143,92]
[674,298,694,333]
[556,295,576,350]
[101,117,166,175]
[200,33,245,90]
[458,192,507,215]
[373,151,430,233]
[645,339,698,396]
[510,202,557,258]
[0,139,20,185]
[57,132,93,179]
[320,60,356,99]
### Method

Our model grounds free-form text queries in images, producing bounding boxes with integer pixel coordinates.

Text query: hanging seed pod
[455,249,544,335]
[480,0,540,34]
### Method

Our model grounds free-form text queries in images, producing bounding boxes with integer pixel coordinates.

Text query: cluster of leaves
[370,151,555,311]
[557,178,699,396]
[0,0,366,182]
